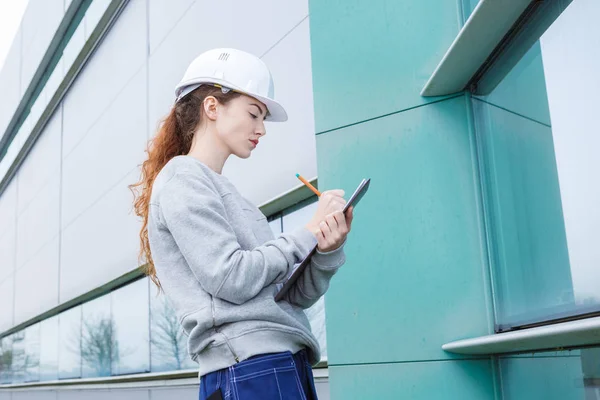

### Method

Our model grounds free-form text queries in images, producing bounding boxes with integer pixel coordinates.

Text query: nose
[257,121,266,137]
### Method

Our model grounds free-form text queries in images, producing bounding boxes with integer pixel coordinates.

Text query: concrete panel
[0,179,18,238]
[0,227,16,283]
[62,0,146,157]
[309,0,460,132]
[58,389,148,400]
[224,19,318,206]
[12,390,57,400]
[148,0,308,143]
[59,169,142,303]
[84,0,111,40]
[61,66,147,229]
[0,29,22,137]
[149,387,198,400]
[16,173,60,269]
[20,0,64,94]
[318,97,491,364]
[329,360,494,399]
[14,236,60,325]
[0,274,15,332]
[17,109,62,215]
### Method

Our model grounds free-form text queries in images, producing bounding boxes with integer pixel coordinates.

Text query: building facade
[0,0,599,398]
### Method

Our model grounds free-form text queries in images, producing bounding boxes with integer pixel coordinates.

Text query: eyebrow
[250,103,266,116]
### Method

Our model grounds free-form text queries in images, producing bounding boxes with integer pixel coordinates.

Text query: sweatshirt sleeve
[159,172,317,305]
[282,242,347,309]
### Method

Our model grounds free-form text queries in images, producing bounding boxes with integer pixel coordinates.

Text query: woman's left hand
[316,206,354,253]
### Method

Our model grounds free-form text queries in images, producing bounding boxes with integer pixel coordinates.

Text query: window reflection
[39,315,59,381]
[111,278,150,375]
[0,335,13,384]
[500,347,600,398]
[24,324,41,382]
[282,200,327,361]
[58,306,81,379]
[150,293,196,372]
[81,294,113,378]
[472,0,600,329]
[11,331,26,383]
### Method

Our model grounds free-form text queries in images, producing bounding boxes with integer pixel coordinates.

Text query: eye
[249,113,258,119]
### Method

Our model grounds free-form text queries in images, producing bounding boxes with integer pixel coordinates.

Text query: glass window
[24,324,40,382]
[58,306,82,379]
[81,294,112,378]
[10,331,26,383]
[39,315,59,382]
[282,200,328,360]
[111,278,150,375]
[500,347,600,398]
[472,0,600,329]
[268,215,282,237]
[0,335,12,384]
[150,292,196,372]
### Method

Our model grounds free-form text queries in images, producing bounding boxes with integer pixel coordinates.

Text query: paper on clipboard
[274,178,371,301]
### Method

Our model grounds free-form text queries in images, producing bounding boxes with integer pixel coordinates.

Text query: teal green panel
[500,354,590,399]
[475,42,551,126]
[329,359,495,400]
[317,96,491,365]
[473,99,572,327]
[308,0,461,133]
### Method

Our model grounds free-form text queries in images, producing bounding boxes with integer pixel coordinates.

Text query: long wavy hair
[129,85,242,292]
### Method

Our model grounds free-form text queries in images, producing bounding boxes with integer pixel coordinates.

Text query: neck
[186,125,230,174]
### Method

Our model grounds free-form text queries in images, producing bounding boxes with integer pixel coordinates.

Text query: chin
[234,150,252,159]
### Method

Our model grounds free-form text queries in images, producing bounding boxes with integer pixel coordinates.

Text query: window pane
[24,324,40,382]
[150,293,196,372]
[500,347,600,398]
[39,315,59,381]
[11,331,26,383]
[282,200,327,361]
[282,200,317,233]
[111,278,150,375]
[268,216,282,237]
[0,336,12,384]
[58,306,82,379]
[473,0,600,328]
[81,294,112,378]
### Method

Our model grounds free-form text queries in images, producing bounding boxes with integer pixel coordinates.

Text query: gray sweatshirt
[147,155,346,377]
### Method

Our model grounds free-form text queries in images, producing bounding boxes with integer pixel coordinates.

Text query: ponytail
[129,85,241,292]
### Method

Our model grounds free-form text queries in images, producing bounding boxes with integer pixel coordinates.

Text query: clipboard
[274,178,371,301]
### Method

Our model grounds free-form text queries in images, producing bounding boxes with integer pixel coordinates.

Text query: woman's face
[215,94,268,159]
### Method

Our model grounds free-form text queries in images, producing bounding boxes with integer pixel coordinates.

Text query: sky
[0,0,29,72]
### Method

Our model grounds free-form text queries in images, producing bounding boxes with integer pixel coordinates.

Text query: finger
[316,228,325,245]
[326,213,339,230]
[334,211,347,233]
[345,206,354,230]
[319,220,332,235]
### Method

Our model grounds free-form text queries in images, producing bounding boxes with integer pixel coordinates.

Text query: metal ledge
[443,316,600,355]
[421,0,531,96]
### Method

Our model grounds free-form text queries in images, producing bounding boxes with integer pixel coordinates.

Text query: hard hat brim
[175,79,288,122]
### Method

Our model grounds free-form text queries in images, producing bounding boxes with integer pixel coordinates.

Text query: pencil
[296,174,321,197]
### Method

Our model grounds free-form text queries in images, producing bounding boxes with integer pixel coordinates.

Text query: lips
[249,139,258,147]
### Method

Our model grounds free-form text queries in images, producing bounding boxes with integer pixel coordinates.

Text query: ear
[203,96,218,121]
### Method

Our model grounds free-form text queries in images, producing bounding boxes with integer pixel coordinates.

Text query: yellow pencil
[296,174,321,197]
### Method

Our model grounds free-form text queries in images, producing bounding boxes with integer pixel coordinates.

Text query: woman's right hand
[305,190,346,234]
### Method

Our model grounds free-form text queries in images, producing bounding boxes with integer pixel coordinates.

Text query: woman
[130,48,353,399]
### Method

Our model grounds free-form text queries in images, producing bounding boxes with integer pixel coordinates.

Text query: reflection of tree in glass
[0,340,13,383]
[151,298,190,370]
[80,316,119,376]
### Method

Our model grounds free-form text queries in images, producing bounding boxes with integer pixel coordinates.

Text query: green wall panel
[309,0,461,133]
[318,96,492,365]
[329,359,496,400]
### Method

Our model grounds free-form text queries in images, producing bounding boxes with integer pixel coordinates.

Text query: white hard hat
[174,48,288,122]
